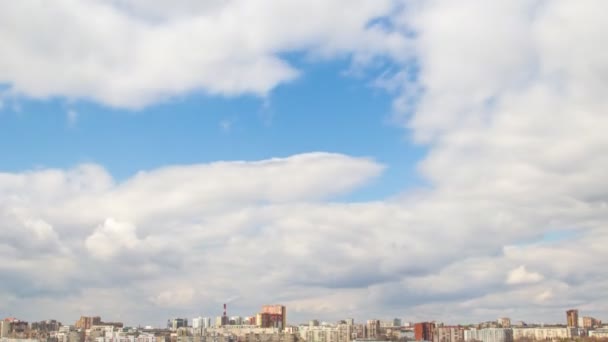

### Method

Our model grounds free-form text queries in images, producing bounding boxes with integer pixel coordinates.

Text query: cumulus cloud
[0,0,407,108]
[506,266,544,285]
[85,219,140,260]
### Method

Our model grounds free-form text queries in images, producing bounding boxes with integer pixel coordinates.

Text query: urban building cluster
[1,307,607,342]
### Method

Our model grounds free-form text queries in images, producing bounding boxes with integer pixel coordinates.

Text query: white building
[0,322,10,338]
[589,328,608,338]
[464,328,513,342]
[512,327,575,340]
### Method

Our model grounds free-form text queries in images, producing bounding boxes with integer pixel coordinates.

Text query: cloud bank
[1,0,608,327]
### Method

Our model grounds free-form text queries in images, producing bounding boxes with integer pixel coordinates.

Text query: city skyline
[1,0,608,328]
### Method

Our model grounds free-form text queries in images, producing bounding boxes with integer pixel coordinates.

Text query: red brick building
[414,322,435,341]
[258,305,286,329]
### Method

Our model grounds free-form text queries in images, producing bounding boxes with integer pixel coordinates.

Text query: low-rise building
[464,328,512,342]
[589,328,608,338]
[433,326,464,342]
[512,327,576,340]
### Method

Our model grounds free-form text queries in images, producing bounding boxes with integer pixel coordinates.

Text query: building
[168,318,188,331]
[75,317,101,330]
[464,328,512,342]
[0,321,10,338]
[31,320,61,332]
[433,326,464,342]
[566,309,579,328]
[512,327,575,340]
[393,319,402,327]
[203,317,212,329]
[230,317,243,325]
[589,328,608,338]
[259,305,287,330]
[366,320,380,339]
[582,316,601,329]
[192,318,203,329]
[497,318,510,328]
[415,322,435,341]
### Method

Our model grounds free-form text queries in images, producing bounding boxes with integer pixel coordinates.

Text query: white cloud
[150,287,196,308]
[506,266,544,285]
[0,0,406,109]
[85,218,140,260]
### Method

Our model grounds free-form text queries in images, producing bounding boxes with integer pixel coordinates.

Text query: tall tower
[566,309,579,328]
[221,303,228,326]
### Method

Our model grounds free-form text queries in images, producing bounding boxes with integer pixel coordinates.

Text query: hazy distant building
[497,318,510,328]
[31,319,61,332]
[229,316,242,325]
[192,317,203,329]
[582,316,601,329]
[366,320,380,339]
[566,309,579,328]
[168,318,188,331]
[393,319,402,327]
[75,316,101,330]
[0,321,10,338]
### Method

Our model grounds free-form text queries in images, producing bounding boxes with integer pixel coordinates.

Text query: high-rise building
[415,322,436,341]
[75,316,101,330]
[366,320,380,339]
[192,317,203,329]
[260,305,287,330]
[0,320,10,338]
[203,317,212,328]
[566,309,579,328]
[168,318,188,331]
[393,318,403,327]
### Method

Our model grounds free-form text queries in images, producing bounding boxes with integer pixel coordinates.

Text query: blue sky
[1,58,425,201]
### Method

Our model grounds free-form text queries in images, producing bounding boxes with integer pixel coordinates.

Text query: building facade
[365,320,380,339]
[566,309,579,328]
[75,317,101,330]
[259,306,287,330]
[511,327,575,340]
[433,326,464,342]
[414,322,435,341]
[464,328,513,342]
